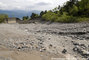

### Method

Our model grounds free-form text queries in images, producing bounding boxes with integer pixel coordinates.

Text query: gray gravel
[0,23,89,60]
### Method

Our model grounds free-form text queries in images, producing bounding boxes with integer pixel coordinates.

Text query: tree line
[29,0,89,23]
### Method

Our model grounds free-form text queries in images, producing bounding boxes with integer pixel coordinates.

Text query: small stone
[42,48,46,51]
[39,42,43,44]
[80,44,86,49]
[72,42,79,46]
[73,47,79,52]
[62,49,67,54]
[48,38,51,40]
[17,47,21,49]
[49,44,52,47]
[40,49,43,52]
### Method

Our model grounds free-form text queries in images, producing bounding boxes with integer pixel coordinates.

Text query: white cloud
[0,0,69,11]
[0,2,7,9]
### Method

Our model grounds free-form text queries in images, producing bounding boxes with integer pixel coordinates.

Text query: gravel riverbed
[0,23,89,60]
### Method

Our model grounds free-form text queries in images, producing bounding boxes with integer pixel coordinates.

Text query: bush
[42,11,59,22]
[42,12,78,23]
[23,16,29,21]
[0,14,8,23]
[56,16,78,23]
[42,11,89,23]
[77,17,89,22]
[30,13,39,19]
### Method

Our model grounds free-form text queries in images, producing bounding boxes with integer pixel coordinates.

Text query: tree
[30,13,39,19]
[40,10,47,17]
[0,14,8,23]
[69,5,78,16]
[40,11,44,17]
[23,16,29,21]
[78,0,89,16]
[42,11,58,21]
[41,0,89,23]
[70,0,78,4]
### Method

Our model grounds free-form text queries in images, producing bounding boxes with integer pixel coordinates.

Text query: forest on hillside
[30,0,89,23]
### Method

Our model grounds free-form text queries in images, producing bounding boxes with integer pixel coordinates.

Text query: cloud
[0,2,7,9]
[0,0,69,11]
[36,2,51,6]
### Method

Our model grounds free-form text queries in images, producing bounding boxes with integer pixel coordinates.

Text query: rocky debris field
[0,23,89,60]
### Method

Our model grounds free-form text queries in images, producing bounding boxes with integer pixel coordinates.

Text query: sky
[0,0,69,11]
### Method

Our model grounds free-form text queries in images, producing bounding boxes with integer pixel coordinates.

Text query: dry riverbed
[0,23,89,60]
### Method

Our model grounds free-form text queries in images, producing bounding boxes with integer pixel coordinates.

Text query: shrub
[42,11,58,22]
[53,12,78,23]
[23,16,29,21]
[56,16,78,23]
[0,14,8,23]
[77,17,89,22]
[30,13,39,19]
[42,11,89,23]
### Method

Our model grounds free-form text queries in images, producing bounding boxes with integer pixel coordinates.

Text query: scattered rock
[48,38,51,40]
[73,47,79,52]
[40,49,43,52]
[49,44,52,47]
[62,49,67,54]
[72,41,79,46]
[73,46,89,58]
[81,50,89,58]
[1,23,89,60]
[17,47,21,49]
[80,44,86,49]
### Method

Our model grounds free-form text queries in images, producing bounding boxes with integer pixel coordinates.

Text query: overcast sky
[0,0,69,11]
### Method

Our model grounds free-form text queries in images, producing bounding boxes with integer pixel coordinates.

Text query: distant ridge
[0,10,40,19]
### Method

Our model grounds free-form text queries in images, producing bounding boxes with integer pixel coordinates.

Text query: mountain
[0,10,41,19]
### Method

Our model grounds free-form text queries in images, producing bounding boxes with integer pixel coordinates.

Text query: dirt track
[0,23,89,60]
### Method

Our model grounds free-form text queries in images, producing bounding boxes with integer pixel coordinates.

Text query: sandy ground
[0,46,42,60]
[0,45,66,60]
[0,23,89,60]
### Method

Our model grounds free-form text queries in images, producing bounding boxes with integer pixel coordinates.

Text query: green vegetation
[40,0,89,23]
[40,11,47,17]
[42,12,78,23]
[0,14,8,23]
[23,16,29,21]
[42,11,58,22]
[30,13,39,19]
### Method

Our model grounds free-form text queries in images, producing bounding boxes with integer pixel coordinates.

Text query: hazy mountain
[0,10,40,19]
